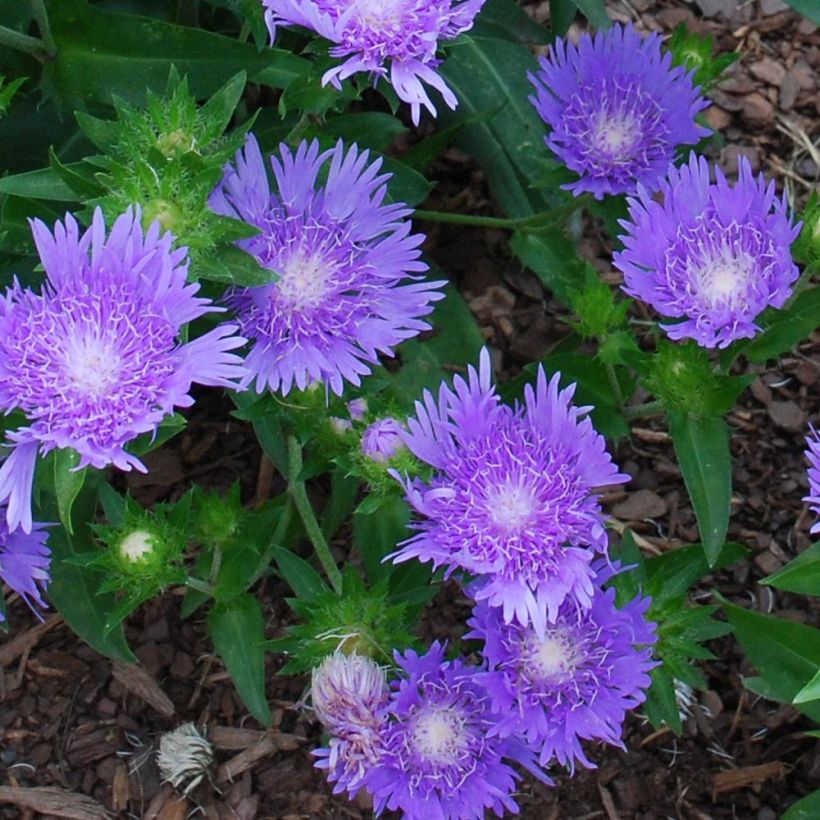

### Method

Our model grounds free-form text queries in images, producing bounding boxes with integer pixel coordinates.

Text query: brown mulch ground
[2,0,820,818]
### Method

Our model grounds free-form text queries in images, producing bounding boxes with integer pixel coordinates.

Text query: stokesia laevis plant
[208,135,445,396]
[614,153,801,349]
[390,348,628,635]
[529,22,709,199]
[262,0,486,124]
[0,208,247,532]
[466,565,657,772]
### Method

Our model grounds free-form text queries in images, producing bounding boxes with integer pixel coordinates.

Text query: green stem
[238,20,251,43]
[208,546,223,585]
[605,362,625,408]
[287,436,343,594]
[0,23,49,61]
[247,497,295,588]
[185,575,213,596]
[30,0,57,58]
[623,399,664,420]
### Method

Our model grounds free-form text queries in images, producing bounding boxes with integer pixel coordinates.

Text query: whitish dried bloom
[529,22,708,199]
[391,349,628,636]
[263,0,486,124]
[615,154,800,349]
[0,209,246,532]
[209,136,444,396]
[157,723,213,796]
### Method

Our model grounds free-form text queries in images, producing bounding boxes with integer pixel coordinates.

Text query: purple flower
[466,568,657,772]
[391,349,628,636]
[366,642,544,819]
[0,511,50,620]
[805,426,820,534]
[361,418,405,462]
[529,22,708,199]
[263,0,486,125]
[312,652,388,798]
[209,136,444,396]
[0,209,247,533]
[614,153,801,349]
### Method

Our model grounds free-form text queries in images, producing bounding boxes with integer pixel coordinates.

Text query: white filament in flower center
[488,479,536,532]
[591,112,641,160]
[349,0,406,31]
[527,631,576,681]
[412,706,467,765]
[62,333,122,398]
[695,247,752,309]
[276,250,334,310]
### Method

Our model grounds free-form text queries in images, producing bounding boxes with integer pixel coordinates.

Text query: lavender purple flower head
[361,418,406,463]
[614,153,801,349]
[263,0,486,125]
[391,348,628,636]
[0,509,50,621]
[804,427,820,534]
[529,22,708,199]
[0,208,247,533]
[209,135,444,397]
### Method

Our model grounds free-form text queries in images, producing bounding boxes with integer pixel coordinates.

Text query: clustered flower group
[310,351,658,818]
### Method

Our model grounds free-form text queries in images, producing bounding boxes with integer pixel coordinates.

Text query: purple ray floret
[390,349,628,636]
[804,426,820,534]
[366,642,547,819]
[263,0,485,125]
[467,566,657,772]
[0,509,50,621]
[529,22,708,199]
[209,136,444,396]
[614,153,801,349]
[0,209,247,533]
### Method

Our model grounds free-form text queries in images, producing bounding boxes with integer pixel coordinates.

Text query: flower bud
[311,652,387,732]
[118,529,157,563]
[361,418,405,463]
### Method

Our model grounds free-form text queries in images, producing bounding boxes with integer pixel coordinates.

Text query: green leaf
[743,287,820,363]
[48,147,103,200]
[0,166,80,201]
[194,244,276,286]
[762,542,820,596]
[273,546,329,601]
[721,597,820,723]
[209,594,271,725]
[510,229,587,307]
[644,541,746,601]
[381,158,433,207]
[549,0,577,37]
[321,468,361,542]
[322,112,408,153]
[573,0,612,29]
[471,0,550,43]
[667,411,731,566]
[53,448,86,536]
[783,790,820,820]
[643,665,682,734]
[43,0,309,108]
[353,495,410,583]
[783,0,820,24]
[794,668,820,704]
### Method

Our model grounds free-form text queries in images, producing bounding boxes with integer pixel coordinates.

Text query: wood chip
[597,783,621,820]
[209,725,267,750]
[112,660,175,718]
[0,614,63,667]
[215,730,302,784]
[0,785,109,819]
[111,760,130,813]
[712,761,785,795]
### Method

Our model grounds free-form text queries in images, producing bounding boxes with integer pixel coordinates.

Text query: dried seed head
[157,722,213,796]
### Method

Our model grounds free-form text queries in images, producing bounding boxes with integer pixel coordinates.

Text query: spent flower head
[0,208,246,533]
[366,642,544,819]
[391,349,628,636]
[157,723,214,797]
[209,135,444,396]
[0,510,50,621]
[529,22,708,199]
[263,0,486,124]
[615,153,801,349]
[466,567,657,772]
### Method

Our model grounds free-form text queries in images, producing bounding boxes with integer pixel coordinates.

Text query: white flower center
[275,250,334,310]
[526,631,577,682]
[696,250,753,309]
[412,706,467,765]
[488,479,536,532]
[119,530,156,562]
[591,113,640,160]
[349,0,406,31]
[62,333,122,398]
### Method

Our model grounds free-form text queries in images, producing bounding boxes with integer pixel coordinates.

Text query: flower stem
[30,0,57,58]
[623,399,664,420]
[287,435,343,595]
[0,23,50,61]
[185,575,213,596]
[605,362,625,408]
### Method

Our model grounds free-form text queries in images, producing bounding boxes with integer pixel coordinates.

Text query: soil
[1,0,820,818]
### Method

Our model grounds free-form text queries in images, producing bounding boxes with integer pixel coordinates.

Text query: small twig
[30,0,57,57]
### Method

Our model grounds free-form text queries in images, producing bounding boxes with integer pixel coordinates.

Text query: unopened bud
[361,418,405,463]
